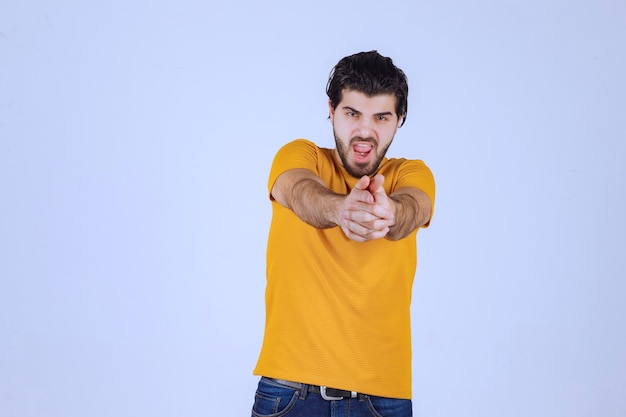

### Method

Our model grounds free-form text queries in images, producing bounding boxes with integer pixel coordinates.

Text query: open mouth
[353,142,373,162]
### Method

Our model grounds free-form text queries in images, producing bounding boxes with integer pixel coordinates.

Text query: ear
[328,99,335,122]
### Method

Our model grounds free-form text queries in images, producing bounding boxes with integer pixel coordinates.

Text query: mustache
[350,137,378,147]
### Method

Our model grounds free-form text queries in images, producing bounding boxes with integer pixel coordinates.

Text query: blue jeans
[251,377,412,417]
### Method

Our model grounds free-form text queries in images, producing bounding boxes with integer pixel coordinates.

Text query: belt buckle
[320,386,357,401]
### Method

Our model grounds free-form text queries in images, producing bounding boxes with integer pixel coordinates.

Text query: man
[251,51,435,417]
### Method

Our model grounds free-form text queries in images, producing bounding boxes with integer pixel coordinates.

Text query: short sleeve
[381,159,436,228]
[268,139,319,198]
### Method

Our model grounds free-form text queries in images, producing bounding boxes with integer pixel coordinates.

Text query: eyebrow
[341,106,394,117]
[342,106,361,114]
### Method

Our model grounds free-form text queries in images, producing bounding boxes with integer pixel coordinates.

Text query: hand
[338,175,395,242]
[367,174,395,214]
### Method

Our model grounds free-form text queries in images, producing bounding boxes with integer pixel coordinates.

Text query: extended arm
[271,169,395,241]
[271,168,343,228]
[385,186,432,241]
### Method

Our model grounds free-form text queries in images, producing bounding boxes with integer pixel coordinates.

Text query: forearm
[386,188,432,241]
[281,177,343,229]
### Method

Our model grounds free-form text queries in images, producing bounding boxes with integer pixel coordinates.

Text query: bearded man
[251,50,436,417]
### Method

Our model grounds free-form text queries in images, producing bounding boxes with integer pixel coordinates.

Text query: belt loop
[299,384,309,400]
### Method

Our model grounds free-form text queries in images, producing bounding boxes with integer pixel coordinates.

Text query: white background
[1,1,625,416]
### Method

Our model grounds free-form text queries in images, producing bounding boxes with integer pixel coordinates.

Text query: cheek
[334,122,353,137]
[377,131,396,149]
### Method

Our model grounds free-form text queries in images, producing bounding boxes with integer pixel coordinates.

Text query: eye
[347,111,357,117]
[377,115,389,122]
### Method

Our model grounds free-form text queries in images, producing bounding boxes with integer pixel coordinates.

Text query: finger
[344,197,393,221]
[369,204,395,221]
[348,185,374,204]
[369,175,390,204]
[340,213,371,235]
[341,211,392,235]
[366,174,394,220]
[350,190,374,204]
[341,225,367,242]
[342,223,389,242]
[353,175,370,191]
[341,200,394,226]
[341,206,377,223]
[368,174,385,193]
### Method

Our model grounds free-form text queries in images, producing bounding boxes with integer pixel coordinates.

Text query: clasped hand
[338,174,395,242]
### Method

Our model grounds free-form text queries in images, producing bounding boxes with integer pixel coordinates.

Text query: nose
[355,117,374,138]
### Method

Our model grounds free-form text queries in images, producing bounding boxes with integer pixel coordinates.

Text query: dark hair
[326,50,409,126]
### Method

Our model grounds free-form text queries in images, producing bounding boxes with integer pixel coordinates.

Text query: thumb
[368,174,386,197]
[354,175,371,191]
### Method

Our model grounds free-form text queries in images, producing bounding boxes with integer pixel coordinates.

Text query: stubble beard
[334,132,392,178]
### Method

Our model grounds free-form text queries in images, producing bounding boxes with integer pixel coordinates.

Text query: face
[329,89,402,178]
